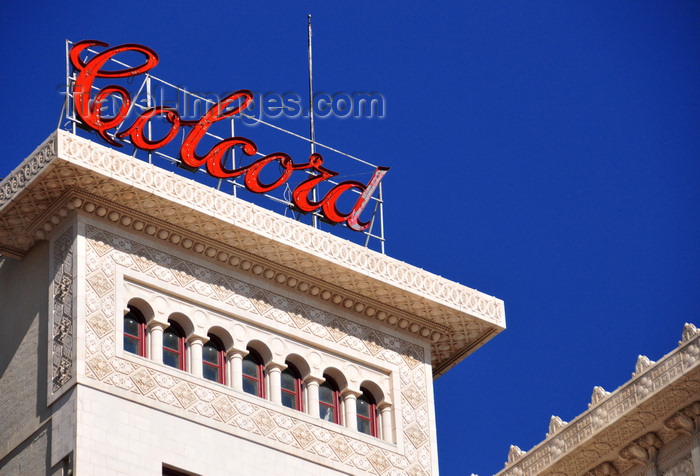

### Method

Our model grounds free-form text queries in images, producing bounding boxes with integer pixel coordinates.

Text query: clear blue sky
[1,2,698,475]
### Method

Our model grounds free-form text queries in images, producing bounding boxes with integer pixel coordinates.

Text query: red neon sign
[69,40,388,232]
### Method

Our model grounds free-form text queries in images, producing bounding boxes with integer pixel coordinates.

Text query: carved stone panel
[52,226,75,393]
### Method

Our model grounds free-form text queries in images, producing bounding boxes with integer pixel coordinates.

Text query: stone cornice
[496,324,700,476]
[0,130,506,376]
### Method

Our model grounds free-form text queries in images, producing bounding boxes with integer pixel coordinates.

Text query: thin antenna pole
[65,40,75,135]
[308,14,318,229]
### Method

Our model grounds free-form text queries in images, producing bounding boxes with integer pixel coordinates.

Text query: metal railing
[59,40,386,253]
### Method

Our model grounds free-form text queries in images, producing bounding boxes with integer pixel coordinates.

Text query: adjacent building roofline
[495,323,700,476]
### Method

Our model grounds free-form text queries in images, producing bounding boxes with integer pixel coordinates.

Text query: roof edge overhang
[0,130,506,375]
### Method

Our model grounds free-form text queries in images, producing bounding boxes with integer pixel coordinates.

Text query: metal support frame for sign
[58,39,387,253]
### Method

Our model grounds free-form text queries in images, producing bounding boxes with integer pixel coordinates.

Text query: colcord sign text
[70,40,388,231]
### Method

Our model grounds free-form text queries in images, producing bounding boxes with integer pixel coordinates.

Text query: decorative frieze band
[31,188,494,373]
[0,133,56,207]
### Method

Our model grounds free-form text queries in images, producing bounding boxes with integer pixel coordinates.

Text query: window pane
[124,335,139,355]
[203,364,219,382]
[357,396,370,418]
[124,315,139,336]
[163,349,179,368]
[357,417,371,435]
[281,371,296,391]
[124,314,141,356]
[319,384,333,404]
[242,357,258,377]
[320,404,335,422]
[202,343,219,365]
[242,376,259,396]
[281,391,296,409]
[163,328,179,350]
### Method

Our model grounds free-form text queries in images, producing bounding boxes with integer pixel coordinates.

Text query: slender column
[147,321,166,363]
[342,389,361,431]
[188,335,207,378]
[378,402,393,443]
[304,376,323,418]
[226,353,235,388]
[228,348,248,391]
[266,362,286,404]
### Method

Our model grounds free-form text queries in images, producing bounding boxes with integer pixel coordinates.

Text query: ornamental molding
[633,355,655,376]
[546,416,567,437]
[496,327,700,476]
[589,386,611,407]
[50,226,75,395]
[584,461,618,476]
[77,224,436,475]
[680,323,699,344]
[0,130,505,375]
[619,432,662,463]
[507,445,525,464]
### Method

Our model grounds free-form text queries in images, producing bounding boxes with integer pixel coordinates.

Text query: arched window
[202,334,226,384]
[242,348,265,398]
[280,363,303,411]
[123,306,146,357]
[319,375,342,425]
[356,387,378,437]
[163,320,186,371]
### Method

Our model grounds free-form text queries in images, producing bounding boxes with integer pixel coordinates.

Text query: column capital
[377,401,392,412]
[187,333,209,345]
[147,320,166,331]
[341,388,362,400]
[266,360,287,373]
[304,375,325,386]
[146,315,170,329]
[226,346,249,358]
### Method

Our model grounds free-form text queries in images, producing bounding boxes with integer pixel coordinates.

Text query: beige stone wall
[75,385,349,475]
[0,241,52,471]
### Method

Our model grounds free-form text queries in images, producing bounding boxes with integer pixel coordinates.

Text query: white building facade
[0,131,506,475]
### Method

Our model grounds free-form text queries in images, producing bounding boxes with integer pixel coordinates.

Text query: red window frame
[202,334,226,385]
[242,348,265,398]
[163,320,187,371]
[356,388,378,437]
[319,375,342,425]
[280,363,304,412]
[123,306,146,357]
